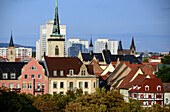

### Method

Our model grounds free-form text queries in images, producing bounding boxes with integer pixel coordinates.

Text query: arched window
[84,70,86,76]
[11,51,13,55]
[55,46,59,55]
[81,71,83,76]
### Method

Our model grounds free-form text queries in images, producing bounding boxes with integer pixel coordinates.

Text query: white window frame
[38,74,42,79]
[2,83,6,87]
[3,73,8,79]
[9,83,14,90]
[60,70,64,76]
[11,73,16,79]
[42,83,45,90]
[30,65,36,70]
[53,70,57,76]
[31,74,35,79]
[16,83,20,89]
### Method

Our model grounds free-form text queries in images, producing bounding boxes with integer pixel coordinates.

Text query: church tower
[117,40,123,55]
[47,0,65,57]
[89,37,93,55]
[130,37,136,56]
[8,32,16,62]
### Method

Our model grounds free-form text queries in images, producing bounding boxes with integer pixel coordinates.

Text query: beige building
[44,56,99,95]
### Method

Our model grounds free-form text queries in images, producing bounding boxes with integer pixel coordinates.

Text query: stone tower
[8,32,16,62]
[130,37,136,56]
[47,0,65,57]
[89,37,93,55]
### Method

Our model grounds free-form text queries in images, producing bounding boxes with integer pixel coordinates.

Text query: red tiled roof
[119,74,147,89]
[45,56,83,77]
[141,65,155,74]
[129,78,164,93]
[119,68,140,88]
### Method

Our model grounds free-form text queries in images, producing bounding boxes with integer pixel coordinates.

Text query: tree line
[0,87,169,112]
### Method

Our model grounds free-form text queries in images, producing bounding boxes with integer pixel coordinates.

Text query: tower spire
[89,34,93,47]
[51,0,61,36]
[9,31,14,47]
[130,37,136,50]
[118,40,123,51]
[105,42,108,50]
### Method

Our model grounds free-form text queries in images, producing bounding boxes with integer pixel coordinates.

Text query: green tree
[156,65,170,83]
[161,56,170,64]
[142,58,149,62]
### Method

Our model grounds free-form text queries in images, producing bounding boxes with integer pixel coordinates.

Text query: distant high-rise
[36,40,41,60]
[95,39,118,54]
[67,39,88,57]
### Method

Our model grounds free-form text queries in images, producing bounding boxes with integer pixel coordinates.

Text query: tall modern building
[95,39,118,54]
[36,20,66,60]
[67,39,89,57]
[36,40,41,60]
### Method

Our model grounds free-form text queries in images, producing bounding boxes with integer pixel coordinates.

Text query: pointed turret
[105,42,108,50]
[118,40,123,51]
[89,35,93,55]
[51,0,62,37]
[9,32,14,47]
[130,37,136,50]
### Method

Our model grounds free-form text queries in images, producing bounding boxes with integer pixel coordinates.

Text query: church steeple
[105,42,108,50]
[9,31,14,47]
[130,37,136,50]
[118,40,123,51]
[51,0,62,37]
[89,35,93,55]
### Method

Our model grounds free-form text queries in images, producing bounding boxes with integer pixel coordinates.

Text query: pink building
[0,58,48,95]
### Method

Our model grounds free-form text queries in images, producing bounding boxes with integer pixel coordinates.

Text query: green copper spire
[51,0,62,37]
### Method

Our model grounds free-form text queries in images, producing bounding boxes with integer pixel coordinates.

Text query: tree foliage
[156,65,170,83]
[161,56,170,64]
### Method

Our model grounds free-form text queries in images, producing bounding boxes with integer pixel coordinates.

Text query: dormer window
[81,71,84,76]
[11,73,15,79]
[53,70,57,76]
[84,71,86,76]
[30,65,36,70]
[70,70,73,76]
[157,85,161,91]
[3,73,8,79]
[145,85,149,91]
[60,71,64,76]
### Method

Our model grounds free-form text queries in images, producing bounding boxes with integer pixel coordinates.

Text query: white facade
[164,93,170,105]
[67,39,89,57]
[95,38,118,54]
[0,48,8,58]
[37,20,66,59]
[0,47,32,61]
[101,63,115,76]
[36,40,41,60]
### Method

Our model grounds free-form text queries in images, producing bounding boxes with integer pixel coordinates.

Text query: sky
[0,0,170,52]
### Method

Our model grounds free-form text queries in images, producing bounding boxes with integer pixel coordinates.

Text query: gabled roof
[141,64,155,74]
[119,68,140,88]
[0,62,27,80]
[81,53,104,62]
[129,78,164,93]
[45,56,95,77]
[102,50,112,64]
[119,74,147,89]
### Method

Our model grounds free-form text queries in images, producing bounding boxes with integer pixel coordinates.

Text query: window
[148,101,152,105]
[25,74,28,79]
[28,83,32,89]
[60,71,64,76]
[79,82,82,88]
[81,71,83,76]
[16,83,20,89]
[60,92,63,95]
[166,98,169,104]
[70,70,73,76]
[9,83,14,90]
[156,95,162,98]
[2,83,6,87]
[94,82,95,88]
[85,82,88,88]
[84,71,86,76]
[53,71,57,76]
[148,95,152,98]
[53,82,57,88]
[11,51,13,55]
[60,82,64,88]
[134,94,137,98]
[55,46,59,55]
[30,65,36,70]
[70,82,73,89]
[11,73,15,79]
[42,83,45,89]
[3,73,7,79]
[157,86,161,91]
[145,86,149,91]
[38,74,42,79]
[22,83,26,89]
[129,93,132,97]
[31,74,35,79]
[140,94,144,98]
[37,83,40,90]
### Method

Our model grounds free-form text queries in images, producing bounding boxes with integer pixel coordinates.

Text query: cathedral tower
[47,0,65,57]
[130,37,136,56]
[8,32,16,62]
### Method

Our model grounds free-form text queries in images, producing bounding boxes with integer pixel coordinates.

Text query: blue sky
[0,0,170,52]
